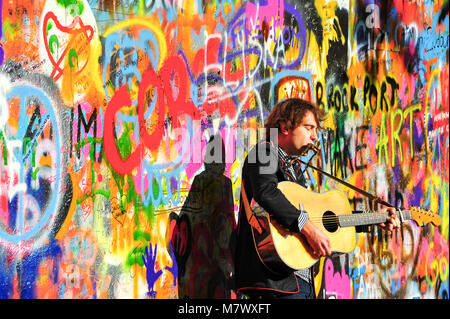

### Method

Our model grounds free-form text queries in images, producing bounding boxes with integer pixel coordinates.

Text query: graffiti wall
[0,0,448,299]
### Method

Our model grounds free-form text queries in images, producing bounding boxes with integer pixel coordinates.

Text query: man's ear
[279,122,289,135]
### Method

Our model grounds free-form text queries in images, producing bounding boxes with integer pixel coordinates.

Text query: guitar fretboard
[338,210,412,228]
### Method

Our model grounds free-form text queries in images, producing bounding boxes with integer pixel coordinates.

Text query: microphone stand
[297,144,394,209]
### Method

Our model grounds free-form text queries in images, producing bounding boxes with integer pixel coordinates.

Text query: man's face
[286,111,318,155]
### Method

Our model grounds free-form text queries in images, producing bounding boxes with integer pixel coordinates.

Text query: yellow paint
[60,29,91,104]
[86,37,106,107]
[440,183,449,240]
[277,76,311,101]
[439,255,448,282]
[403,104,422,158]
[315,0,345,77]
[38,154,52,167]
[376,113,389,165]
[314,257,325,298]
[390,108,403,167]
[98,18,168,103]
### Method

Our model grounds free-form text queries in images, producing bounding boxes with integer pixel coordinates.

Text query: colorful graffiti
[0,0,448,299]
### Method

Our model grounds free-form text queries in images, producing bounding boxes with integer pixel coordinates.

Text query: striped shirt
[276,145,313,284]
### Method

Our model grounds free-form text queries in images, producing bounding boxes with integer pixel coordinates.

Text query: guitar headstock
[410,206,441,227]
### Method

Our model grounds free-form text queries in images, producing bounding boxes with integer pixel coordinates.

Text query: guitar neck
[338,210,412,228]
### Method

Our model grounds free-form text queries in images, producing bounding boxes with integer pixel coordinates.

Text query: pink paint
[185,127,237,180]
[409,74,416,103]
[185,132,207,181]
[132,164,149,196]
[185,162,203,181]
[324,258,351,299]
[245,0,284,32]
[398,76,409,108]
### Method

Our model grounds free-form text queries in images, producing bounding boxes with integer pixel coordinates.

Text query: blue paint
[7,170,52,233]
[7,195,18,231]
[220,2,306,70]
[166,243,178,286]
[417,5,449,84]
[412,177,425,208]
[142,243,163,297]
[391,278,401,296]
[140,119,192,207]
[18,240,62,298]
[102,29,160,101]
[0,258,14,298]
[350,265,366,298]
[1,86,61,244]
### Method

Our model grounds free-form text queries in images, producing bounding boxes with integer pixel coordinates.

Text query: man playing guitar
[235,98,400,299]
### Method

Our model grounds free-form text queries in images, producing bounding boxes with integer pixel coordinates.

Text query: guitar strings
[281,215,388,227]
[306,216,388,221]
[305,216,387,223]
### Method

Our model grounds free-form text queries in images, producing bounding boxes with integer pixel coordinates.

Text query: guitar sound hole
[322,211,339,233]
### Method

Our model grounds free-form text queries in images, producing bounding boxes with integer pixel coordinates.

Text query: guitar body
[250,181,356,274]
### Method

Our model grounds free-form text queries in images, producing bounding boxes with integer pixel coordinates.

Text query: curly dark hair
[265,98,327,139]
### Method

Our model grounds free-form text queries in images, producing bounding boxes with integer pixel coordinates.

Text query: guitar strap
[298,159,394,208]
[241,180,264,234]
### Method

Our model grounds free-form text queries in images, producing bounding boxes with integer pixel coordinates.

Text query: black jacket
[235,141,307,296]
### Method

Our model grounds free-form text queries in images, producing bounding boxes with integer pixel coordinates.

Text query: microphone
[308,143,320,154]
[300,143,320,156]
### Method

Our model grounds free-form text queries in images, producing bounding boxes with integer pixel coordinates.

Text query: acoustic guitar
[248,181,442,275]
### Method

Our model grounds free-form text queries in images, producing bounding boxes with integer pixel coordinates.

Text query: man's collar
[275,144,300,165]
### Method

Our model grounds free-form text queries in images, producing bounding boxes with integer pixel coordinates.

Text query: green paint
[31,167,40,180]
[76,188,111,206]
[117,131,132,160]
[23,136,31,157]
[75,137,102,152]
[31,146,36,168]
[3,19,21,40]
[134,229,151,242]
[56,0,85,16]
[142,201,155,225]
[0,131,8,165]
[152,177,160,201]
[23,136,38,169]
[49,34,59,55]
[390,108,403,167]
[94,189,111,198]
[46,22,53,35]
[126,246,146,267]
[376,113,389,165]
[107,80,116,92]
[68,48,78,68]
[76,137,102,185]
